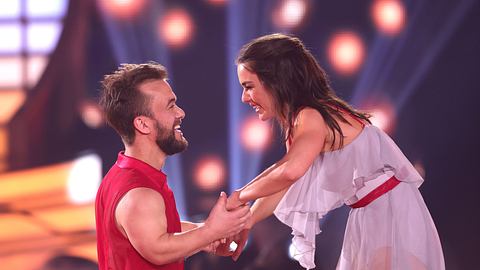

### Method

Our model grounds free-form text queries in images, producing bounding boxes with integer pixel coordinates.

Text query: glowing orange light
[241,117,272,151]
[327,31,365,76]
[194,156,226,191]
[79,100,103,129]
[272,0,308,29]
[206,0,228,6]
[99,0,146,19]
[371,0,406,35]
[158,9,194,49]
[414,161,426,179]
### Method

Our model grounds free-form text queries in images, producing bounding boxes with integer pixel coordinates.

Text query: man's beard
[154,120,188,155]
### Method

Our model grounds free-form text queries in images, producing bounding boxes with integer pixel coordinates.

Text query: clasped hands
[203,190,252,261]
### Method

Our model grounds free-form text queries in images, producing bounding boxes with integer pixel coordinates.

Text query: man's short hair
[99,62,167,144]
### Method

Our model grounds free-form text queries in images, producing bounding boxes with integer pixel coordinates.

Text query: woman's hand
[226,190,245,211]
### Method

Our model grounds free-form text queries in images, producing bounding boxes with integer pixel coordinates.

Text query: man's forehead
[139,79,176,101]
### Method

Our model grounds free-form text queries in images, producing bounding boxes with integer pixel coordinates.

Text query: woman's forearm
[250,188,289,226]
[239,160,295,202]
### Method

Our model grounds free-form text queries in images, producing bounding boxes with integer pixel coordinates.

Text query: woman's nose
[241,89,250,103]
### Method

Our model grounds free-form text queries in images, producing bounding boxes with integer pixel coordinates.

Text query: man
[95,62,250,270]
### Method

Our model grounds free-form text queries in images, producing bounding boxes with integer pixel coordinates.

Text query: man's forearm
[143,223,217,265]
[181,221,201,232]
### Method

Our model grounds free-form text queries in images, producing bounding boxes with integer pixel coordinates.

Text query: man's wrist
[198,222,218,243]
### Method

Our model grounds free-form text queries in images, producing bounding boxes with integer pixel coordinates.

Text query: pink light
[158,9,194,49]
[327,31,365,76]
[79,100,104,129]
[206,0,228,6]
[413,161,426,179]
[272,0,308,29]
[371,0,406,36]
[241,117,272,151]
[369,108,390,131]
[361,99,396,134]
[99,0,146,19]
[194,156,226,191]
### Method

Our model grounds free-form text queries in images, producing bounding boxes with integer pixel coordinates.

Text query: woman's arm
[230,188,289,261]
[237,108,327,203]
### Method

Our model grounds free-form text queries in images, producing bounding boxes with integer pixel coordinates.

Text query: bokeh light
[272,0,308,29]
[327,31,365,76]
[371,0,406,35]
[98,0,146,19]
[158,8,194,49]
[241,116,272,151]
[206,0,228,6]
[79,100,104,129]
[288,241,297,260]
[414,161,426,179]
[194,156,226,191]
[67,153,102,204]
[361,99,396,134]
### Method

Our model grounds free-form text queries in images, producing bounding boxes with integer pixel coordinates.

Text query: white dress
[274,124,445,270]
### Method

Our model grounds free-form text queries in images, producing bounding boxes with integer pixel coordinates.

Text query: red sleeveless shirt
[95,152,184,270]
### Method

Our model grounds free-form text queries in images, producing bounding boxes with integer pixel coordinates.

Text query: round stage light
[206,0,228,6]
[241,116,272,151]
[79,100,103,129]
[369,108,390,131]
[272,0,308,29]
[67,153,102,204]
[361,99,396,134]
[194,156,226,191]
[327,31,365,76]
[371,0,406,36]
[158,8,194,49]
[99,0,146,19]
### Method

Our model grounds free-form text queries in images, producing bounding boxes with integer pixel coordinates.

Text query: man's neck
[124,144,167,171]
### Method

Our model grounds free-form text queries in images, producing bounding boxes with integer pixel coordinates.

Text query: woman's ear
[133,116,152,135]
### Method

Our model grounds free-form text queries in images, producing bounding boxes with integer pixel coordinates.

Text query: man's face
[153,117,187,155]
[139,79,188,155]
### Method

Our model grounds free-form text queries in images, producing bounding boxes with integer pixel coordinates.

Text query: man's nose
[177,106,185,119]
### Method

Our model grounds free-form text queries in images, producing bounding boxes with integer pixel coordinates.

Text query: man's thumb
[216,191,227,207]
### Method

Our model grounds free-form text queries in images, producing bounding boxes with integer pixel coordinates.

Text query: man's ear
[133,116,152,135]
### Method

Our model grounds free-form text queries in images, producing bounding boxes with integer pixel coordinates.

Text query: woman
[226,33,445,270]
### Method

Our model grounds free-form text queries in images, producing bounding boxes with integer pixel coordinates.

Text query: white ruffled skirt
[337,182,445,270]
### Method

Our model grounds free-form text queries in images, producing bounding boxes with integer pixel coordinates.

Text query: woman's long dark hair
[236,33,371,149]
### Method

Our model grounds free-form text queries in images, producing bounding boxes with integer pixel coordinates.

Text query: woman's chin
[258,113,272,121]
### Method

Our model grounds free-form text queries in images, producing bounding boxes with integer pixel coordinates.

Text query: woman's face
[237,64,276,121]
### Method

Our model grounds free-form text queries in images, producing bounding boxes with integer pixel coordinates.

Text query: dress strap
[348,176,401,208]
[335,106,365,127]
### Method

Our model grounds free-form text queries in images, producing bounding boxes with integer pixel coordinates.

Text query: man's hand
[204,192,251,240]
[201,240,220,254]
[226,190,245,211]
[231,228,250,261]
[231,204,255,261]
